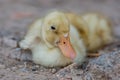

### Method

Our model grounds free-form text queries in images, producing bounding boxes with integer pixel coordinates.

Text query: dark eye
[51,26,56,30]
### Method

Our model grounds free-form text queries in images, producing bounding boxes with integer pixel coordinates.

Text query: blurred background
[0,0,120,37]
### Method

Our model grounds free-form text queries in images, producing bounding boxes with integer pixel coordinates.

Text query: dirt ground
[0,0,120,80]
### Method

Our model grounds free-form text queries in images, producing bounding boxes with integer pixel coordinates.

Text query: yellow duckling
[19,11,113,67]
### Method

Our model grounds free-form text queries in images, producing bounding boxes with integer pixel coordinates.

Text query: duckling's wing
[19,19,42,49]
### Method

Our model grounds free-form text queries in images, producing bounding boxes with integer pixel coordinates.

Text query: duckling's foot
[87,53,100,57]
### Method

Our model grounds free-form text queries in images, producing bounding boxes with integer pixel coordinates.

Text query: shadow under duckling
[19,11,113,67]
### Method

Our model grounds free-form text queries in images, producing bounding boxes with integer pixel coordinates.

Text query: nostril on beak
[63,42,66,44]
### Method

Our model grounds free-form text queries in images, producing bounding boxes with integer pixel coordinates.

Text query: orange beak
[58,34,76,59]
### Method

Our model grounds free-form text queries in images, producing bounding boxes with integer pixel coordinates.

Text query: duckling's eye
[51,26,56,30]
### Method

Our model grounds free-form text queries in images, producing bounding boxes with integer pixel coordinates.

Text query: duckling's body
[65,13,113,52]
[81,13,113,52]
[19,11,113,67]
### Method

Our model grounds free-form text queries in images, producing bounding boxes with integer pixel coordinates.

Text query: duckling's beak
[58,34,76,60]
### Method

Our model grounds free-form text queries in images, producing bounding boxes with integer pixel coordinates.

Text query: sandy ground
[0,0,120,80]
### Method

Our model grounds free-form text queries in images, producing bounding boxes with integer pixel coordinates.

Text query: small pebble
[18,65,24,68]
[40,66,45,72]
[3,37,17,48]
[20,67,29,72]
[31,65,39,71]
[65,75,72,80]
[76,74,81,76]
[11,67,17,71]
[32,67,37,71]
[15,48,21,51]
[6,68,11,71]
[97,75,102,78]
[35,65,40,68]
[19,72,27,76]
[40,69,44,72]
[51,68,57,74]
[56,74,60,77]
[0,64,6,69]
[79,70,83,74]
[34,71,39,74]
[60,77,72,80]
[56,73,66,78]
[0,74,5,78]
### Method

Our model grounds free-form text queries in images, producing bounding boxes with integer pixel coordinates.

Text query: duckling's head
[41,11,76,59]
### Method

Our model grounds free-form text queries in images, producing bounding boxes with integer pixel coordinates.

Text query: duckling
[19,11,113,67]
[19,11,86,67]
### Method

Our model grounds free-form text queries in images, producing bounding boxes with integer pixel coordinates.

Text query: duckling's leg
[87,53,100,57]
